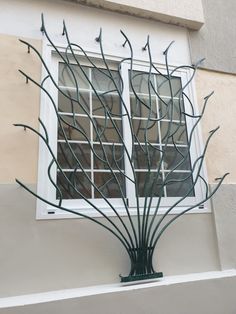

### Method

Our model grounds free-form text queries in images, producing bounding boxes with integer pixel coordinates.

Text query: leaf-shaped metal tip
[215,173,229,181]
[193,58,205,68]
[62,20,66,36]
[142,35,150,51]
[204,91,214,100]
[209,125,220,133]
[40,13,45,33]
[163,40,175,55]
[95,27,102,42]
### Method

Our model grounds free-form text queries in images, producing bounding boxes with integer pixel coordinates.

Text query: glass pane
[130,95,157,118]
[133,119,159,143]
[164,172,195,197]
[93,118,122,143]
[58,90,89,115]
[159,98,185,121]
[59,63,89,89]
[163,147,191,171]
[94,172,125,198]
[133,145,161,169]
[92,92,121,117]
[136,172,163,197]
[93,144,124,170]
[91,68,120,92]
[157,76,182,97]
[57,172,91,199]
[57,143,91,169]
[58,115,90,141]
[130,71,155,94]
[160,121,188,145]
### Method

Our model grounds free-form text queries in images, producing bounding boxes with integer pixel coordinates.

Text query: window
[36,47,205,219]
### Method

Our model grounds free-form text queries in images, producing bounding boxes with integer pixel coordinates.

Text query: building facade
[0,0,236,313]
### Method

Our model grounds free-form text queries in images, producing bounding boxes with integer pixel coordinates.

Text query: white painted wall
[0,0,191,65]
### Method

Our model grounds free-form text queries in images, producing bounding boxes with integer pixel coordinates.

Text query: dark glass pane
[160,121,188,145]
[93,144,124,170]
[130,95,157,118]
[133,119,159,143]
[163,147,191,171]
[133,145,161,169]
[92,92,121,117]
[91,68,120,92]
[136,172,163,197]
[59,63,89,89]
[164,172,195,197]
[159,98,185,121]
[130,71,155,94]
[57,172,91,199]
[157,76,182,97]
[94,172,125,198]
[57,143,91,169]
[93,118,122,143]
[58,115,90,141]
[58,90,89,115]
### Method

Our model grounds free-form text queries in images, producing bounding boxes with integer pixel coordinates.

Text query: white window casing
[36,42,209,219]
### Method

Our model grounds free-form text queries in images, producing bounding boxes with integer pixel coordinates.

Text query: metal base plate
[120,272,163,283]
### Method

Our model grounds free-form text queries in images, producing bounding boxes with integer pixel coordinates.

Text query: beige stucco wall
[195,69,236,184]
[67,0,204,30]
[0,34,41,184]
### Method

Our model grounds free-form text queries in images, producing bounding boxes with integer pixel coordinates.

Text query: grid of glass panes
[57,63,125,199]
[130,71,194,197]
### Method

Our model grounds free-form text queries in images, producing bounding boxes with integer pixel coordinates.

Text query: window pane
[163,147,191,171]
[93,144,124,170]
[93,118,122,143]
[159,98,184,121]
[132,119,159,143]
[164,172,195,197]
[59,63,89,89]
[91,68,120,91]
[157,76,182,97]
[160,121,188,145]
[94,172,126,198]
[58,90,89,115]
[133,145,161,169]
[58,143,91,169]
[136,172,163,197]
[130,71,155,94]
[58,115,90,141]
[92,92,121,117]
[57,172,91,199]
[130,95,157,118]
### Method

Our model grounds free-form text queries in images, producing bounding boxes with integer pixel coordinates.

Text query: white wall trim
[1,269,236,308]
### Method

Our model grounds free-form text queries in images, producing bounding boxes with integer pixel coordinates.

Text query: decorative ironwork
[15,14,229,282]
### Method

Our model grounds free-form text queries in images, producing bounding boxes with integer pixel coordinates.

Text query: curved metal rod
[63,23,138,249]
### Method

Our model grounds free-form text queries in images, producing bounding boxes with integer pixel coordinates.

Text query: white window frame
[36,42,209,220]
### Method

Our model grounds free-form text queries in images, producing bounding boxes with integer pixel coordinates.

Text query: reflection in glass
[164,172,195,197]
[94,144,124,170]
[94,118,122,143]
[136,172,163,197]
[133,145,161,169]
[94,173,125,198]
[57,172,91,199]
[58,115,90,141]
[58,143,91,169]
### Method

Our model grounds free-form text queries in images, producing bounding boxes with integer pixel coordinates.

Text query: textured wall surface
[189,0,236,74]
[0,34,41,184]
[195,69,236,184]
[0,183,220,297]
[64,0,204,30]
[212,184,236,270]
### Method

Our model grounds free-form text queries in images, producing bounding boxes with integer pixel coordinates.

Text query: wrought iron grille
[15,14,228,282]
